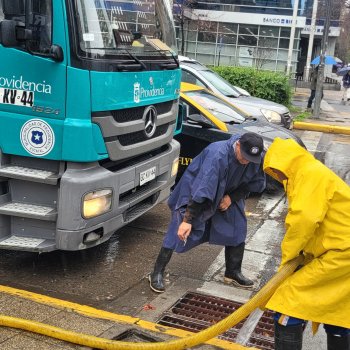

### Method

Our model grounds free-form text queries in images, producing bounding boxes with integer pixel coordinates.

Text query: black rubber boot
[224,243,254,289]
[327,333,350,350]
[149,247,173,293]
[274,321,303,350]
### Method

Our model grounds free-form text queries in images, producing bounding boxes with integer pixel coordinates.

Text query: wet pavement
[0,88,349,349]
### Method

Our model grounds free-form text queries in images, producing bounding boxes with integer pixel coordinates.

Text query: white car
[179,55,293,129]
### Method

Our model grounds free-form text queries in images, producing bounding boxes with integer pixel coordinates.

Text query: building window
[196,53,216,66]
[198,32,217,43]
[220,34,237,45]
[238,35,258,46]
[259,26,279,37]
[218,23,238,35]
[187,31,197,41]
[280,28,291,38]
[279,38,290,49]
[239,24,259,36]
[258,37,279,48]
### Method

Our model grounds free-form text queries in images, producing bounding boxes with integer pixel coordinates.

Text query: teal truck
[0,0,181,252]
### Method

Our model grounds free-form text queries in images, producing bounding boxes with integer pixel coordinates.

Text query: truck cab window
[0,0,52,54]
[73,0,177,62]
[1,0,25,21]
[27,0,52,55]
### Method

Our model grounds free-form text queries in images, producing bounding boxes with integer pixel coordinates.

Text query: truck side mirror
[0,20,20,47]
[50,45,64,62]
[175,104,187,135]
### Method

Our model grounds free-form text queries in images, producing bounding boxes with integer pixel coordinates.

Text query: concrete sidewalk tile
[42,310,115,337]
[0,333,84,350]
[0,295,61,322]
[24,331,90,350]
[0,328,19,343]
[0,294,14,304]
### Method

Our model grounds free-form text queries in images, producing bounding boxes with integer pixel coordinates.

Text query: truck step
[0,165,59,184]
[0,236,55,252]
[0,202,57,221]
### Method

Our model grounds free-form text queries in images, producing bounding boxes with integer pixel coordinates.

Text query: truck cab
[0,0,181,252]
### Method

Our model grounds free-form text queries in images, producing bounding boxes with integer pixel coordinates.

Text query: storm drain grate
[157,291,275,349]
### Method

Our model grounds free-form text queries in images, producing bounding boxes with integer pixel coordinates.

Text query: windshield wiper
[158,50,179,70]
[116,48,147,71]
[208,109,245,123]
[143,48,179,70]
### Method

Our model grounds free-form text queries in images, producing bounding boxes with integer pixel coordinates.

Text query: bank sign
[301,25,340,37]
[189,10,306,28]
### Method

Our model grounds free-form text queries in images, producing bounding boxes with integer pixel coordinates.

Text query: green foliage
[288,105,303,114]
[294,111,311,121]
[212,66,292,106]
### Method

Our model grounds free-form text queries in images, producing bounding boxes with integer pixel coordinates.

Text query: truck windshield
[74,0,177,60]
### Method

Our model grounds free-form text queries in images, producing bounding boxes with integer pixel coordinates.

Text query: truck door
[0,0,67,119]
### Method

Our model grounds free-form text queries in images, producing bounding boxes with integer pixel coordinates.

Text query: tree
[173,0,197,55]
[254,37,276,70]
[336,5,350,63]
[173,0,217,56]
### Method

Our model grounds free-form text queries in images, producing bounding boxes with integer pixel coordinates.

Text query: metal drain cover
[157,291,275,349]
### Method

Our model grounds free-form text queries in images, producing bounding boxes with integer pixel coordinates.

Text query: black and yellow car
[175,83,305,188]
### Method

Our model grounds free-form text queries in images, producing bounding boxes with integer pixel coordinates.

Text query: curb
[0,284,248,350]
[293,122,350,135]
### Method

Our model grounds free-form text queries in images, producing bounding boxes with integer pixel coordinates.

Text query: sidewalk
[292,87,350,127]
[0,284,247,350]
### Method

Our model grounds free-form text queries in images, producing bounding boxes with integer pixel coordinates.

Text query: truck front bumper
[56,140,180,251]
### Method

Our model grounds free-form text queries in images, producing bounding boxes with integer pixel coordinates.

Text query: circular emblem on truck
[20,119,55,157]
[143,106,157,139]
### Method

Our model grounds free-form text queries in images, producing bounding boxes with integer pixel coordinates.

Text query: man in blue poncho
[149,133,266,293]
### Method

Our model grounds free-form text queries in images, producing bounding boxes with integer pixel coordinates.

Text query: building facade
[174,0,340,75]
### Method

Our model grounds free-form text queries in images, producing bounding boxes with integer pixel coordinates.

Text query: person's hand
[218,195,232,211]
[177,222,192,241]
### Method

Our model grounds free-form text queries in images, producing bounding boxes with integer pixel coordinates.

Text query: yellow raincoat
[263,138,350,329]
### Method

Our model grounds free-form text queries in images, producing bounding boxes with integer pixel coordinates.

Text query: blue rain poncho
[163,135,266,253]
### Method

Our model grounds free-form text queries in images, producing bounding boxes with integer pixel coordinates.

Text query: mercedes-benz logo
[143,106,157,138]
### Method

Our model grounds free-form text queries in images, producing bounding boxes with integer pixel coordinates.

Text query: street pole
[313,0,331,118]
[304,0,318,81]
[217,35,223,67]
[286,0,300,76]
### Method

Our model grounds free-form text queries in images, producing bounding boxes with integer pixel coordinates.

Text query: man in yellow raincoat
[263,138,350,350]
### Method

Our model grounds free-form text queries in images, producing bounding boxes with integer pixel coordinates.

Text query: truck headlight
[171,158,179,177]
[83,189,112,219]
[261,109,282,123]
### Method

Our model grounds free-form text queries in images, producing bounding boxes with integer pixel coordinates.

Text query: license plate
[0,88,34,108]
[140,166,156,186]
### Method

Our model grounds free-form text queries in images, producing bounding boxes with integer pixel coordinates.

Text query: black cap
[239,133,264,164]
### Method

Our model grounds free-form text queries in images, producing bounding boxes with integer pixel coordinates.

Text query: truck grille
[92,99,177,161]
[111,101,173,123]
[118,125,168,146]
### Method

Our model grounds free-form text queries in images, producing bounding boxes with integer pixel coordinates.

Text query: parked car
[175,83,305,190]
[179,55,293,129]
